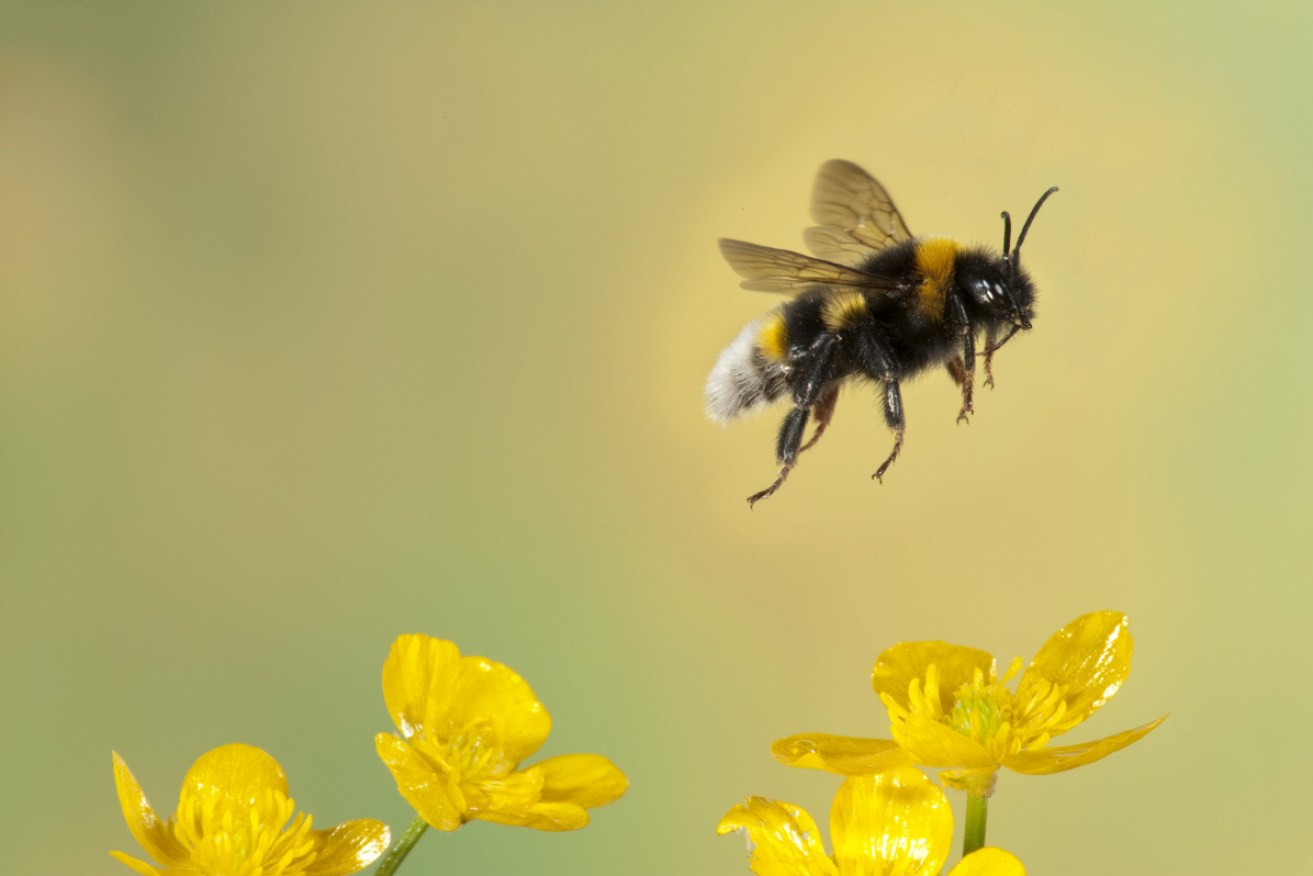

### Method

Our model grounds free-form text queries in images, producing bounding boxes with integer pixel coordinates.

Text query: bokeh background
[3,2,1308,874]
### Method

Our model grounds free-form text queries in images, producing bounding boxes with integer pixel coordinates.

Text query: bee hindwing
[705,317,789,424]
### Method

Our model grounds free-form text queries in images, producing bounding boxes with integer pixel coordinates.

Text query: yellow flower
[773,611,1166,795]
[374,633,628,831]
[719,767,1024,876]
[110,743,390,876]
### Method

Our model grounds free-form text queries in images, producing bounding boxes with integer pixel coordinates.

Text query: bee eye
[972,278,996,303]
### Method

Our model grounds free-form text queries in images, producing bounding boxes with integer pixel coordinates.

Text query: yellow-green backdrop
[3,2,1307,874]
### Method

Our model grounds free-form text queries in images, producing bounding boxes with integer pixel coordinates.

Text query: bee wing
[718,239,901,295]
[805,159,913,261]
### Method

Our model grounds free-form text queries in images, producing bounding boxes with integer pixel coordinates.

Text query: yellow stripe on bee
[757,313,789,362]
[913,237,959,321]
[821,290,867,330]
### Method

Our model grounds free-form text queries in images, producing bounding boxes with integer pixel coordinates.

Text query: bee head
[963,262,1035,330]
[991,185,1059,332]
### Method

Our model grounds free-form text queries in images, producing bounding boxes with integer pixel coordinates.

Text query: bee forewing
[717,238,885,295]
[802,226,882,264]
[810,159,913,253]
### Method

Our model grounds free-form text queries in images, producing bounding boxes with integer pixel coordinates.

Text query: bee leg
[747,336,839,507]
[956,330,975,424]
[945,301,975,423]
[872,380,905,482]
[982,329,997,389]
[855,335,906,482]
[798,385,839,454]
[747,407,809,507]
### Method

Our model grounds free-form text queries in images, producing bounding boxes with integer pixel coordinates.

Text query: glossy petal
[375,733,464,830]
[948,847,1026,876]
[536,754,629,808]
[382,635,551,766]
[107,851,161,876]
[112,752,187,867]
[895,714,995,769]
[1015,612,1132,734]
[772,733,912,775]
[305,820,394,876]
[469,801,591,831]
[830,769,952,876]
[718,797,837,876]
[382,635,462,739]
[1006,715,1167,775]
[873,642,995,713]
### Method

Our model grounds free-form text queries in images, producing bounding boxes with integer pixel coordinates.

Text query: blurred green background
[2,2,1308,874]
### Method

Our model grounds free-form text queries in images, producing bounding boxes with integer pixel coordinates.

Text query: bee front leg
[982,325,1020,389]
[946,299,975,424]
[956,333,976,424]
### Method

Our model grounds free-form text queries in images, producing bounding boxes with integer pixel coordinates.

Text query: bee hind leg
[747,337,839,507]
[748,407,809,508]
[797,386,839,454]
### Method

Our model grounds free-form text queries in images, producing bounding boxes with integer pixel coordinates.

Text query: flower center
[414,718,509,785]
[175,788,319,876]
[948,684,1008,741]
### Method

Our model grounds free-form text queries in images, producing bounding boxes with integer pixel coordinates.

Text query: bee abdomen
[705,317,789,424]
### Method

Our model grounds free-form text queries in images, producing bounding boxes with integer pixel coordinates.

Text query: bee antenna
[1000,210,1013,258]
[1011,186,1060,261]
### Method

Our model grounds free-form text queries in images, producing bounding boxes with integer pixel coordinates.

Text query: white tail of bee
[705,318,789,423]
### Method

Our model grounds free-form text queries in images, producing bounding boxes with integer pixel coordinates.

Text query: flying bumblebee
[706,160,1058,506]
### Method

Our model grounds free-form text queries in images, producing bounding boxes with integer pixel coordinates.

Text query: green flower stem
[963,792,988,857]
[373,813,430,876]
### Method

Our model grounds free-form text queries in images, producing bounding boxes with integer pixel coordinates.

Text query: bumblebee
[706,160,1058,506]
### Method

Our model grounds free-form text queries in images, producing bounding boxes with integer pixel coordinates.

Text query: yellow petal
[469,801,591,832]
[535,753,629,808]
[948,847,1026,876]
[896,714,996,769]
[771,733,912,775]
[382,635,463,739]
[718,797,837,876]
[464,764,544,816]
[375,733,464,830]
[381,635,551,766]
[873,642,995,713]
[304,819,392,876]
[111,752,187,867]
[1015,612,1132,734]
[108,850,162,876]
[1005,715,1167,775]
[830,769,952,876]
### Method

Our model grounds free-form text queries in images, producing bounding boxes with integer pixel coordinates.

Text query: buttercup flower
[375,634,628,831]
[773,611,1166,795]
[719,767,1024,876]
[111,743,390,876]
